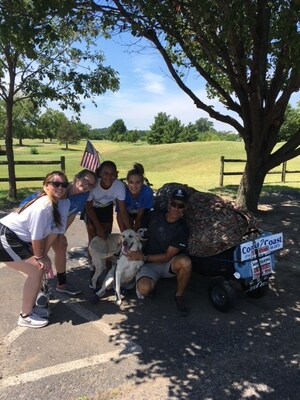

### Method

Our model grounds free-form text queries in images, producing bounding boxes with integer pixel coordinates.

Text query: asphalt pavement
[0,213,299,400]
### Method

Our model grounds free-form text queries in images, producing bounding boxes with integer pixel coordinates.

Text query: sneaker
[32,305,51,319]
[35,291,49,308]
[18,312,48,329]
[175,296,188,317]
[56,282,82,295]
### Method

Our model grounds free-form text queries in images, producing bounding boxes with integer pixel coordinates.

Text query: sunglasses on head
[170,201,185,209]
[48,181,68,188]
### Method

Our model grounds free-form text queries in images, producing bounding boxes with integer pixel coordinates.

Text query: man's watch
[143,255,148,262]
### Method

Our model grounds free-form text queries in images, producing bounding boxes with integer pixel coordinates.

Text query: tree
[178,123,198,142]
[37,109,68,142]
[163,117,184,143]
[195,118,215,133]
[148,112,171,144]
[57,118,81,150]
[93,0,300,211]
[12,99,40,145]
[0,0,119,199]
[0,99,40,145]
[89,127,110,140]
[126,129,139,142]
[279,103,300,141]
[109,119,127,141]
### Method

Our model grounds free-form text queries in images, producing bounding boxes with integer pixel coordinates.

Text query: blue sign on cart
[240,232,283,261]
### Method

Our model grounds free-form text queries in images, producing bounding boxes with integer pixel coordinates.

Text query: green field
[1,139,300,204]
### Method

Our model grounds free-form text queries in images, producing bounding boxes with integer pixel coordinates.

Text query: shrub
[30,147,38,154]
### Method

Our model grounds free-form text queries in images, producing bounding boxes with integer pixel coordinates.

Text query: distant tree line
[0,100,91,149]
[89,105,300,144]
[89,114,239,143]
[1,101,298,147]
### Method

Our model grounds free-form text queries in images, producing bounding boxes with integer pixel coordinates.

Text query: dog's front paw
[116,298,122,306]
[88,294,100,304]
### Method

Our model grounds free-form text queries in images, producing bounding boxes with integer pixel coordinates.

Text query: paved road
[0,211,299,400]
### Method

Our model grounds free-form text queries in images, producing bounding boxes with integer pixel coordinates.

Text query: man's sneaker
[35,291,49,308]
[175,296,188,317]
[32,305,51,319]
[18,312,48,329]
[56,283,82,295]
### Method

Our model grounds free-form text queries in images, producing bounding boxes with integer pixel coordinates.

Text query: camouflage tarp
[154,182,258,257]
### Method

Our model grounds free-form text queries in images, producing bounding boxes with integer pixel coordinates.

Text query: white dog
[88,233,122,290]
[90,228,145,305]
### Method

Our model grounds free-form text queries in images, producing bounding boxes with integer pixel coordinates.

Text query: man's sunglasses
[48,181,68,188]
[170,201,185,209]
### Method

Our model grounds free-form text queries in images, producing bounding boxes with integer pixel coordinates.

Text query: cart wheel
[209,277,237,312]
[246,283,269,299]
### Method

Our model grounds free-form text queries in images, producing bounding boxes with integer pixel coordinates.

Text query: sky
[61,35,300,133]
[61,35,236,132]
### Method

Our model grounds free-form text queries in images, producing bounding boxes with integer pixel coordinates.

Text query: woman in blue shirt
[117,163,154,232]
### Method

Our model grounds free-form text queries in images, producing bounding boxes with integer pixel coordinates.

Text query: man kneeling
[126,188,192,316]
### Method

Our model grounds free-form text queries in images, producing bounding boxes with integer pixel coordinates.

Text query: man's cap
[171,188,188,203]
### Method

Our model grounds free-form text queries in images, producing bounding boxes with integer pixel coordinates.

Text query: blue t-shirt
[116,184,154,214]
[68,191,89,215]
[20,190,89,217]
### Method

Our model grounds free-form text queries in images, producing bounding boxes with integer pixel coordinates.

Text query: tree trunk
[236,161,267,212]
[5,101,17,200]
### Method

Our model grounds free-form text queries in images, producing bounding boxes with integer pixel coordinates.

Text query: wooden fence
[219,155,300,186]
[0,156,65,183]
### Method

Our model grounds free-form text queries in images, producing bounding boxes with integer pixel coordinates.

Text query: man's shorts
[0,223,33,262]
[136,260,176,284]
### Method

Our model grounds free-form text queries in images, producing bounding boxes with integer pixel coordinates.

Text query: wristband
[34,255,43,260]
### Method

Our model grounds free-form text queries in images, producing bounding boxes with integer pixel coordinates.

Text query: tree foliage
[195,118,215,133]
[108,118,127,141]
[0,99,40,145]
[37,109,67,142]
[92,0,300,211]
[57,119,83,150]
[0,0,119,198]
[279,102,300,141]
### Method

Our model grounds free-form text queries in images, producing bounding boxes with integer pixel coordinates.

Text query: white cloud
[77,86,235,132]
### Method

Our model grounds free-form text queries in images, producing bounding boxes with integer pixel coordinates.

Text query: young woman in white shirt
[0,171,70,328]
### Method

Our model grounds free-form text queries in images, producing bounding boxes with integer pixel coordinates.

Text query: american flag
[80,140,101,171]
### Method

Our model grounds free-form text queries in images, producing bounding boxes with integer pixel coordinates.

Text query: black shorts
[82,203,114,224]
[0,223,33,261]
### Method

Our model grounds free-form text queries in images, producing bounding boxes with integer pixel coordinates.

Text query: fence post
[219,156,224,187]
[281,161,287,183]
[60,156,65,172]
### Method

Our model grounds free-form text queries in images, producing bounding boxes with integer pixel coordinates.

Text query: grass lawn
[0,138,300,209]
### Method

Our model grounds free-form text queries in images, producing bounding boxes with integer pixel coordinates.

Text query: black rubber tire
[209,277,238,312]
[246,283,269,299]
